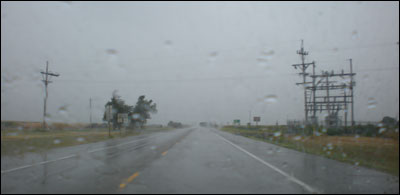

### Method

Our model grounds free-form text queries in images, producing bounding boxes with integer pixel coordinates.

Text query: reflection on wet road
[1,127,399,194]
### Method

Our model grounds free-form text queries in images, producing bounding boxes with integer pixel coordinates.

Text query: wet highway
[1,127,399,194]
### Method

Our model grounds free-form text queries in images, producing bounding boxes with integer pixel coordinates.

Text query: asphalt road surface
[1,126,399,194]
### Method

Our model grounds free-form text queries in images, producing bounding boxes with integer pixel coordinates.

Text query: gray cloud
[1,1,399,125]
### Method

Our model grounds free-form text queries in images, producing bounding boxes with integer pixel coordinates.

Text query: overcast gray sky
[1,1,399,125]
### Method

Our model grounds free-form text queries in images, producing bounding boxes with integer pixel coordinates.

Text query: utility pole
[326,72,330,116]
[89,98,92,128]
[312,61,316,125]
[349,59,355,127]
[300,40,308,124]
[40,61,60,130]
[344,88,348,128]
[292,40,312,125]
[249,110,252,126]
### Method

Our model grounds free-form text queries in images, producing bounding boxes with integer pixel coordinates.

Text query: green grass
[1,126,175,156]
[221,126,399,176]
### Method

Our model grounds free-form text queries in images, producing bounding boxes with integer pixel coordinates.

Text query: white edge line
[214,132,321,194]
[1,154,76,174]
[2,135,158,174]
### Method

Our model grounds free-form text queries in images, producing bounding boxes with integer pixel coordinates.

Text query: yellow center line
[119,172,139,189]
[127,172,139,183]
[162,151,168,156]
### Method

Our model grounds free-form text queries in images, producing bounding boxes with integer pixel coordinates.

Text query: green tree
[129,95,157,129]
[381,116,397,127]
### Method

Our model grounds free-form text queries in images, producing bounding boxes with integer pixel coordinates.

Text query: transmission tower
[292,41,356,128]
[308,63,355,128]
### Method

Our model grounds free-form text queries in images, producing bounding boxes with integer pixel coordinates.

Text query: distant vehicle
[168,121,183,128]
[199,122,218,128]
[199,122,207,127]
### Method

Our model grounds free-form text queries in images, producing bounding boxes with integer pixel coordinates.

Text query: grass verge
[1,126,174,156]
[220,126,399,176]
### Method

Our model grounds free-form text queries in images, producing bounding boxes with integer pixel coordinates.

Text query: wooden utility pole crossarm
[292,40,312,124]
[40,61,60,130]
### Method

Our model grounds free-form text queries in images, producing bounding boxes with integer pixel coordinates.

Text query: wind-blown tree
[103,90,133,130]
[381,116,398,127]
[129,95,157,129]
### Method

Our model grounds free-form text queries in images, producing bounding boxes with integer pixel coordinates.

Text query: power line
[309,42,398,53]
[55,74,296,84]
[54,66,397,85]
[130,41,398,61]
[52,41,398,72]
[357,67,399,72]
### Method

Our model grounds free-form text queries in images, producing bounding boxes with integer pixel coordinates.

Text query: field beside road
[221,125,399,176]
[1,121,173,156]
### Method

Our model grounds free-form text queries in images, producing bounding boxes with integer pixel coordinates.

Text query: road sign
[233,119,240,125]
[253,117,260,122]
[105,105,113,137]
[118,113,128,124]
[105,105,112,121]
